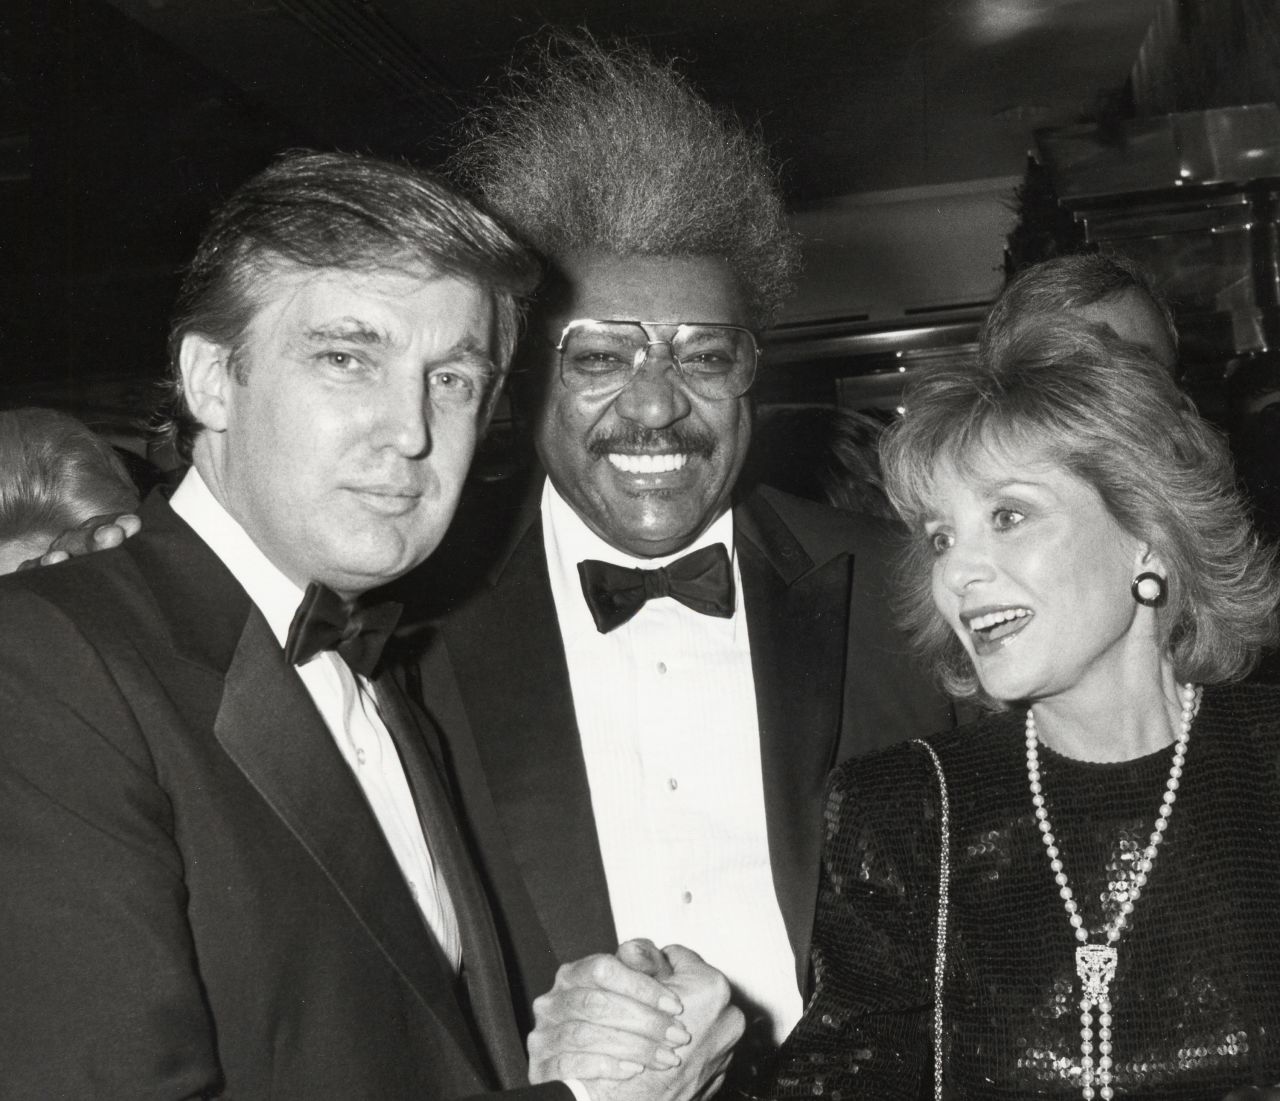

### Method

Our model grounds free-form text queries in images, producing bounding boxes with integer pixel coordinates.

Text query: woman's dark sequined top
[753,682,1280,1100]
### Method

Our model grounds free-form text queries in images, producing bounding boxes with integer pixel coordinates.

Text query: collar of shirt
[541,477,743,650]
[169,467,306,651]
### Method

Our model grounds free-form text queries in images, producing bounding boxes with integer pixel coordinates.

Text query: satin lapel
[443,511,618,966]
[735,494,852,991]
[412,638,561,1032]
[374,673,528,1090]
[212,610,485,1065]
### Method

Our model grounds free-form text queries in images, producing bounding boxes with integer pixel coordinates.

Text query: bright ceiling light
[968,0,1054,44]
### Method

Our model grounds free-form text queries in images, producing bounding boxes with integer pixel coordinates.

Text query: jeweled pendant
[1076,944,1117,1003]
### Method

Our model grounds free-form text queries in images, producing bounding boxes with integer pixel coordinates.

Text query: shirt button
[356,748,367,766]
[409,882,419,899]
[682,890,693,904]
[668,777,679,791]
[656,661,668,674]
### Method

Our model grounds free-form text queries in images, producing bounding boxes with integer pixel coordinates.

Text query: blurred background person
[980,252,1179,373]
[0,407,139,573]
[740,405,896,521]
[751,321,1280,1100]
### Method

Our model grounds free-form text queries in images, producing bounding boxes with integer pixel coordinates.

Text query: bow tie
[577,543,735,634]
[283,581,404,677]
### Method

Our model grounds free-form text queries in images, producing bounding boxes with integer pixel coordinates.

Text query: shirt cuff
[562,1078,593,1101]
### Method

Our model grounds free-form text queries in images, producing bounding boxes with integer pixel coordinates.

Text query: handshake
[527,939,746,1101]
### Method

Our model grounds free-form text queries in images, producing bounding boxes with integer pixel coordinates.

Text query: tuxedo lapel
[442,509,618,967]
[373,672,528,1089]
[735,491,851,990]
[210,596,488,1069]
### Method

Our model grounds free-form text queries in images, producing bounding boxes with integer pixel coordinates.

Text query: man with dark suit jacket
[424,37,956,1082]
[0,151,743,1100]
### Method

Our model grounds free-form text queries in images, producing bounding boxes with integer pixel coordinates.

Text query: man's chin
[315,539,443,597]
[598,513,716,559]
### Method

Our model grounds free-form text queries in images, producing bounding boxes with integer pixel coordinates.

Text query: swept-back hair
[0,408,139,543]
[980,252,1178,368]
[880,320,1279,703]
[450,32,800,329]
[162,149,540,458]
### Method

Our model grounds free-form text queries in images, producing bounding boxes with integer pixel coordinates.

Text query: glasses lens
[558,321,757,398]
[559,322,646,393]
[671,326,756,398]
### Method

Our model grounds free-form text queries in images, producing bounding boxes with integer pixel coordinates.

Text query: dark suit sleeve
[0,588,222,1099]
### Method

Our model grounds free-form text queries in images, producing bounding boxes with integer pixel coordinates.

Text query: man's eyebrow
[435,335,498,372]
[302,320,386,345]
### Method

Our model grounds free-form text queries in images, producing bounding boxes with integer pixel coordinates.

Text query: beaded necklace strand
[1025,683,1199,1101]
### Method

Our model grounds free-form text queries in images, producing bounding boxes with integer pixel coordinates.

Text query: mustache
[587,426,717,460]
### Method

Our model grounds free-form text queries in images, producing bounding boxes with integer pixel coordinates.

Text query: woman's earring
[1131,572,1168,607]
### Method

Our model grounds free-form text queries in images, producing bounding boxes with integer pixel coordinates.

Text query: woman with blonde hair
[754,321,1280,1100]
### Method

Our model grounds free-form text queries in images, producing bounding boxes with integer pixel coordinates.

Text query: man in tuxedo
[426,37,955,1080]
[0,151,742,1099]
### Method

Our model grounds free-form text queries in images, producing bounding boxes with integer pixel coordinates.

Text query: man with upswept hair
[422,33,951,1087]
[451,33,798,330]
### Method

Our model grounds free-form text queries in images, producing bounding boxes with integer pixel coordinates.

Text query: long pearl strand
[1025,683,1199,1101]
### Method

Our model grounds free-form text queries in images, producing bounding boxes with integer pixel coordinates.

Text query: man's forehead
[548,251,749,327]
[248,258,448,303]
[243,261,488,337]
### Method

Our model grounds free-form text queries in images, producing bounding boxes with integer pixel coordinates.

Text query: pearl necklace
[1025,683,1198,1101]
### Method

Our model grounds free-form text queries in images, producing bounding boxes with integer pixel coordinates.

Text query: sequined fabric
[750,682,1280,1100]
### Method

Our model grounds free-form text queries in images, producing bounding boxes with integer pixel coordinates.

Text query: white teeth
[608,453,690,474]
[968,608,1032,632]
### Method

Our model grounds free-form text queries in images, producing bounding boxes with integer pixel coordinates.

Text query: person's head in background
[0,408,140,574]
[980,252,1178,373]
[451,32,801,558]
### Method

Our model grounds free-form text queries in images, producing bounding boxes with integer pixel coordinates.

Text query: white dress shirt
[542,479,804,1045]
[170,468,462,972]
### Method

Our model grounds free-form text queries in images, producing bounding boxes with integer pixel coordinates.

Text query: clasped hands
[528,939,745,1101]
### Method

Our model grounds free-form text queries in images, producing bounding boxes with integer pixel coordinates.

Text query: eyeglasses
[553,319,760,401]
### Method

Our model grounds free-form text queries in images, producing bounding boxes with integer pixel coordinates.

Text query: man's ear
[179,333,234,433]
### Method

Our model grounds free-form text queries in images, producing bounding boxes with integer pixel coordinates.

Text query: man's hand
[587,944,744,1101]
[19,513,141,569]
[528,940,691,1085]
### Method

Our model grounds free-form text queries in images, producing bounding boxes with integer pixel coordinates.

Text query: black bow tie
[577,543,735,634]
[283,582,404,677]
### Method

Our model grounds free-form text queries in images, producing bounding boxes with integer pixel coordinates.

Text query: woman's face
[924,443,1156,706]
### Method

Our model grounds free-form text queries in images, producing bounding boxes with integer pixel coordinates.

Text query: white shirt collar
[169,467,306,650]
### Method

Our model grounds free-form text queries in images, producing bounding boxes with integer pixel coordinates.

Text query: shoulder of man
[736,482,905,568]
[0,491,248,674]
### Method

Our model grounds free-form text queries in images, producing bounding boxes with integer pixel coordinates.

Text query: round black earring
[1131,572,1168,607]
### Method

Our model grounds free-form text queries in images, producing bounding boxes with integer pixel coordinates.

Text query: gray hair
[450,32,800,329]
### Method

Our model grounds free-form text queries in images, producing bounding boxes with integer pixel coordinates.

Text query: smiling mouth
[963,606,1034,650]
[607,453,691,474]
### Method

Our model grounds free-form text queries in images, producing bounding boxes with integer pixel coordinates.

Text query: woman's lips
[962,606,1034,656]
